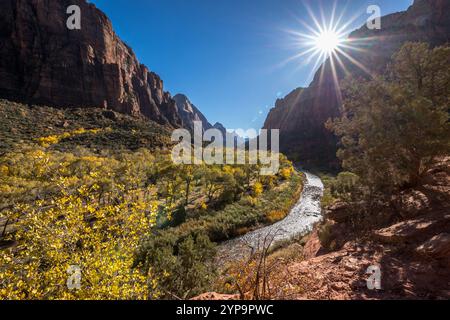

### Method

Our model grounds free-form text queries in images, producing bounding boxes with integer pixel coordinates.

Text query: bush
[327,43,450,194]
[265,210,286,224]
[317,221,337,251]
[252,182,264,197]
[138,232,216,299]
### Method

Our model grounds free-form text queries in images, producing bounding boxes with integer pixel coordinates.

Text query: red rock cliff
[263,0,450,170]
[0,0,181,126]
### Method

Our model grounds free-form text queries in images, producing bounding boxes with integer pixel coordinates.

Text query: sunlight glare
[314,30,342,54]
[279,0,374,83]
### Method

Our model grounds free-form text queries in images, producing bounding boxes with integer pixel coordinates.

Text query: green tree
[139,232,216,299]
[327,42,450,194]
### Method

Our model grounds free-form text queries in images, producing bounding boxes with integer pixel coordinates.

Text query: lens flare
[280,1,375,83]
[313,29,343,55]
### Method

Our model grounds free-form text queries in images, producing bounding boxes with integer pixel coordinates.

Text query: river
[217,172,324,261]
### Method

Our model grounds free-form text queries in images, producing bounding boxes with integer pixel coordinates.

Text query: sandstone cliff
[173,94,213,132]
[0,0,181,126]
[263,0,450,170]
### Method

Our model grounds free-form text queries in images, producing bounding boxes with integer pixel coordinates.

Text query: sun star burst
[281,1,374,84]
[313,29,343,55]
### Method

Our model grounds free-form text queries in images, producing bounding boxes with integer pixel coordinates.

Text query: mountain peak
[173,94,212,132]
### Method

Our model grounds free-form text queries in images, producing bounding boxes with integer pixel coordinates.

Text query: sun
[313,29,343,55]
[281,1,373,82]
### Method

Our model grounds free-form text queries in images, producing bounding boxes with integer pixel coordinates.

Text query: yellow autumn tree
[0,180,159,300]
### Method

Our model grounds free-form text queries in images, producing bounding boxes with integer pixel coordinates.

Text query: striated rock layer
[263,0,450,170]
[0,0,181,126]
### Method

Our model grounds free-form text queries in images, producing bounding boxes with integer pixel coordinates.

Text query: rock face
[0,0,181,126]
[212,122,228,138]
[417,233,450,260]
[173,94,212,132]
[263,0,450,170]
[173,94,230,140]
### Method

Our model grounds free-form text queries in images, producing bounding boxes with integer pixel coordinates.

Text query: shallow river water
[217,172,324,261]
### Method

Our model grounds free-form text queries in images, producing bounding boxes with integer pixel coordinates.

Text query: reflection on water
[218,172,324,261]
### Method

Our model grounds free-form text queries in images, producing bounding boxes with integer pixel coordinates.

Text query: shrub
[327,43,450,194]
[317,220,337,251]
[252,182,264,197]
[138,232,216,299]
[280,167,293,180]
[265,210,286,224]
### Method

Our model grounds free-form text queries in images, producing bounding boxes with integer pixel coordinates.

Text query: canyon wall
[0,0,181,126]
[263,0,450,170]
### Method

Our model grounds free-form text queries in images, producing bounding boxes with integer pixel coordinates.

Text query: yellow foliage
[265,210,286,223]
[243,195,258,207]
[0,141,298,300]
[252,182,264,197]
[0,185,159,300]
[72,128,87,135]
[37,135,59,147]
[280,167,293,180]
[0,165,9,177]
[35,128,103,148]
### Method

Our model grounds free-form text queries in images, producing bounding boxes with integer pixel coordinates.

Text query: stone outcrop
[0,0,181,126]
[416,233,450,260]
[263,0,450,170]
[373,214,450,244]
[173,94,212,132]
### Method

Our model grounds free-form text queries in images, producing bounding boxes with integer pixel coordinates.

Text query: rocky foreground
[195,158,450,300]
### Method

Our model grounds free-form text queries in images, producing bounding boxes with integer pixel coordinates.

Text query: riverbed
[217,172,324,261]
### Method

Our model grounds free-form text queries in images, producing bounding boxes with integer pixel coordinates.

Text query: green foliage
[317,221,336,251]
[328,172,361,203]
[0,100,172,154]
[327,42,450,195]
[136,170,302,298]
[0,107,301,300]
[139,232,216,299]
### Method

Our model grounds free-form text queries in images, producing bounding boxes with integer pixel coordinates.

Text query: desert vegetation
[0,108,300,299]
[217,43,450,300]
[320,42,450,245]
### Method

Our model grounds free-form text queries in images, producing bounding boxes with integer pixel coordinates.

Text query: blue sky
[90,0,413,129]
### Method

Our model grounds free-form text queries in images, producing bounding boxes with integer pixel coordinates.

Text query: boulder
[302,230,323,259]
[373,214,450,244]
[416,233,450,259]
[394,190,431,219]
[325,202,352,223]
